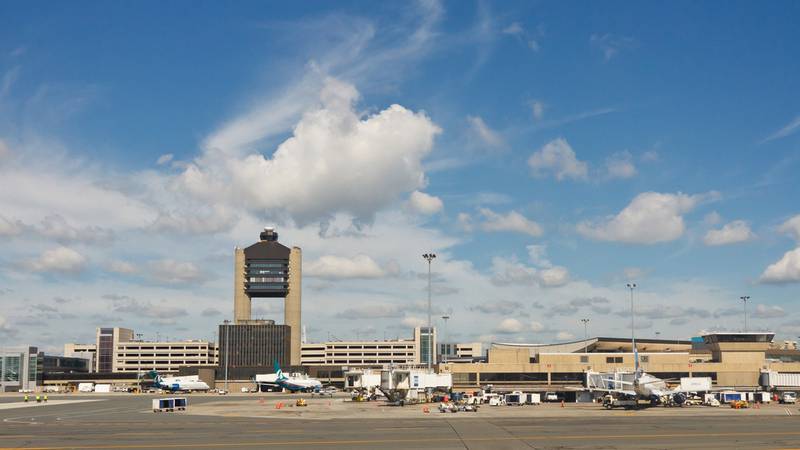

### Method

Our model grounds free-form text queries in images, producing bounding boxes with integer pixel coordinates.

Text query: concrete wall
[286,247,302,366]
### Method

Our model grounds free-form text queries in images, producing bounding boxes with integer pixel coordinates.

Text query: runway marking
[785,408,793,416]
[6,430,800,449]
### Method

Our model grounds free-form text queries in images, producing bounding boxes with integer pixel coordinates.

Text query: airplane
[148,370,211,392]
[587,349,694,407]
[255,361,322,392]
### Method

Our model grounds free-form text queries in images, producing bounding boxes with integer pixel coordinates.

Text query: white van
[781,392,797,404]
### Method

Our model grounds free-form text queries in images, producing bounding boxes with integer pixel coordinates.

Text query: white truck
[77,383,94,393]
[781,392,797,404]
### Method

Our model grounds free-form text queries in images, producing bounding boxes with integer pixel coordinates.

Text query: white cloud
[179,77,440,225]
[530,321,545,332]
[590,34,637,61]
[108,260,137,274]
[623,267,645,281]
[0,139,10,160]
[760,248,800,284]
[762,116,800,143]
[24,247,87,274]
[401,316,426,328]
[530,100,545,120]
[536,266,569,287]
[479,208,543,236]
[778,214,800,242]
[641,150,660,163]
[490,257,537,286]
[605,151,637,179]
[703,220,755,246]
[527,244,552,268]
[0,215,24,236]
[456,212,473,232]
[502,22,523,37]
[703,211,722,226]
[406,190,443,215]
[577,192,714,244]
[495,318,524,334]
[556,331,575,341]
[490,256,569,289]
[751,304,785,319]
[148,259,204,284]
[36,214,113,244]
[467,115,504,149]
[156,154,174,165]
[528,138,588,181]
[306,254,386,279]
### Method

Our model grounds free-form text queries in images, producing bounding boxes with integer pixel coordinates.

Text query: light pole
[580,319,590,354]
[441,315,450,362]
[422,253,436,370]
[740,296,750,332]
[135,333,143,393]
[223,320,230,393]
[627,283,637,355]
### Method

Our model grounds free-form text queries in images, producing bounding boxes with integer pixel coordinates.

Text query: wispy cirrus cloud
[761,115,800,143]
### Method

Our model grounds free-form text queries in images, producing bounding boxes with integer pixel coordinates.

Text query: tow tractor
[602,394,638,410]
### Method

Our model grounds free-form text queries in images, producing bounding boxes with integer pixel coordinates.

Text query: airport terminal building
[442,332,800,393]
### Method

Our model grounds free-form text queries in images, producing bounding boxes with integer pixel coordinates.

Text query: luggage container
[152,397,188,412]
[505,391,523,406]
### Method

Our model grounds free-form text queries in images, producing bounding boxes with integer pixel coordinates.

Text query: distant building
[443,333,800,393]
[96,327,134,372]
[300,327,437,366]
[114,339,217,373]
[42,355,91,375]
[63,343,97,370]
[439,342,483,362]
[68,327,217,374]
[417,326,437,366]
[218,320,290,368]
[1,346,41,392]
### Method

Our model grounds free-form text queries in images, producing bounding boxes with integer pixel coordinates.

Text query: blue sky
[1,1,799,351]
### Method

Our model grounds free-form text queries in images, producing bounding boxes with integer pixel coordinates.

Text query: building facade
[300,327,445,366]
[219,320,290,368]
[114,340,218,373]
[95,327,134,372]
[234,227,302,365]
[68,328,217,374]
[1,346,42,392]
[440,342,484,362]
[442,333,800,392]
[416,326,437,366]
[63,343,97,371]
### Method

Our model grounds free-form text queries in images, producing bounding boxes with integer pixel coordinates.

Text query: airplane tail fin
[274,359,286,380]
[148,370,162,384]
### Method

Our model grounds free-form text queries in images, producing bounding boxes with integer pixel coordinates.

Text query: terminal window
[606,357,623,364]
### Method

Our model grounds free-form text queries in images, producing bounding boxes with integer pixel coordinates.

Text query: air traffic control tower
[234,227,302,365]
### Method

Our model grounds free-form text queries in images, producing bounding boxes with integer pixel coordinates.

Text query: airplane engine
[171,383,180,391]
[672,392,687,406]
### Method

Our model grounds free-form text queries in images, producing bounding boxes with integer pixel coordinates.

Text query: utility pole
[740,296,750,332]
[223,320,230,393]
[422,253,436,370]
[627,283,637,355]
[580,319,590,354]
[441,315,450,362]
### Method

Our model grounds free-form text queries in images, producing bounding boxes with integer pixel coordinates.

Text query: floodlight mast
[422,253,436,370]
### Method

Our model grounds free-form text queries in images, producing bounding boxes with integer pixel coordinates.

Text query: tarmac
[1,393,799,449]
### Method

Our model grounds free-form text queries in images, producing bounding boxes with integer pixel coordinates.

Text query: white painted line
[0,399,102,411]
